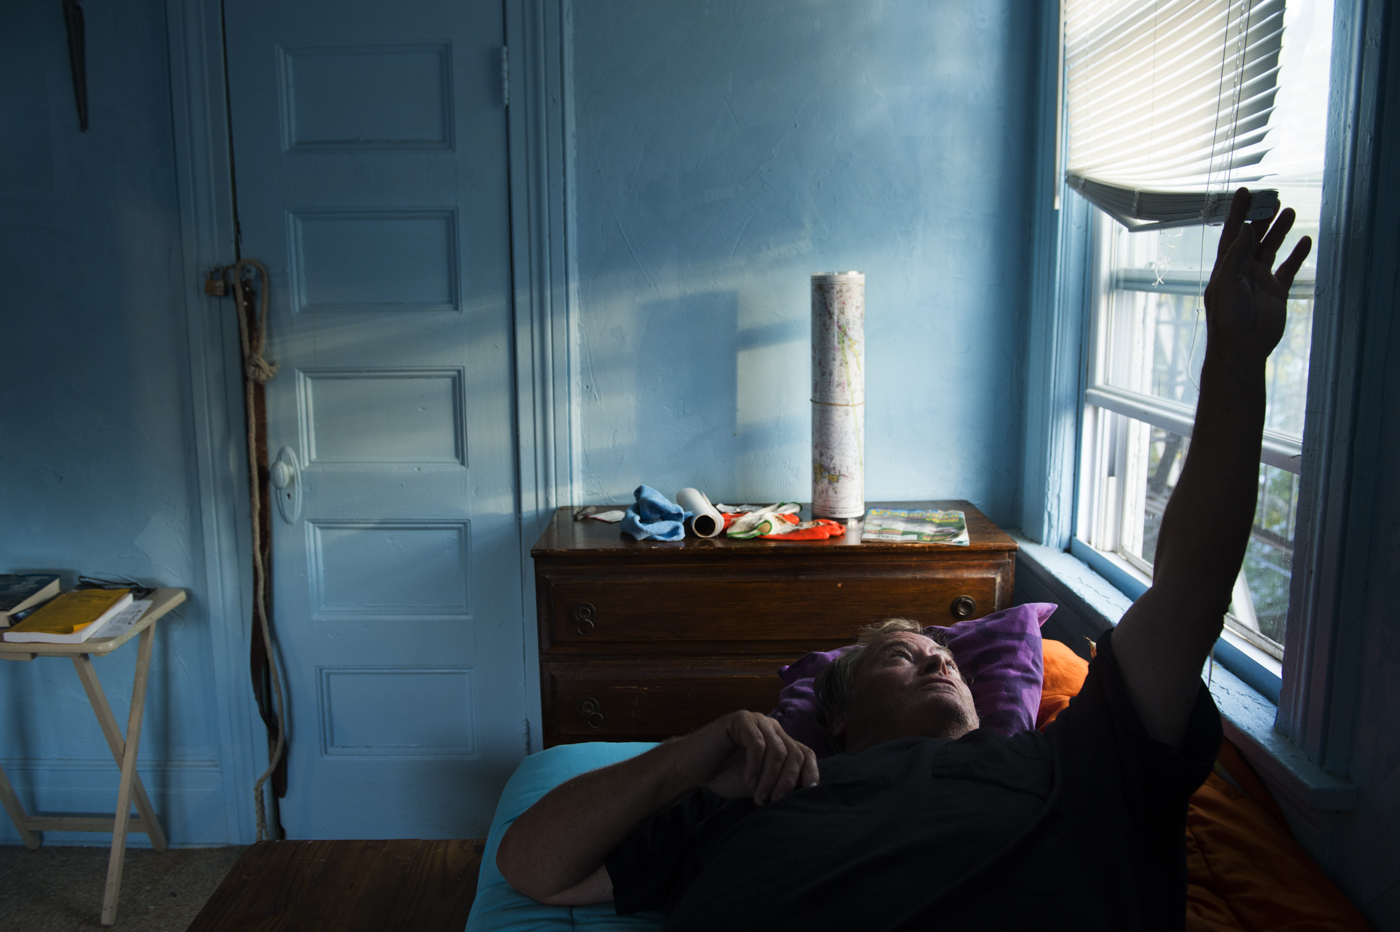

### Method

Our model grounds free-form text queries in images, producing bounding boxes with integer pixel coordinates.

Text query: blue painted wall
[571,1,1039,527]
[0,0,1043,847]
[0,1,235,844]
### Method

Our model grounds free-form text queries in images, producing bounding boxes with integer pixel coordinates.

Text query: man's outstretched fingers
[1219,213,1260,281]
[1276,236,1313,291]
[1257,207,1296,268]
[1248,211,1277,253]
[1217,188,1253,261]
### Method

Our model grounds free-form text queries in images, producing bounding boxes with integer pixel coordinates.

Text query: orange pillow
[1037,638,1089,730]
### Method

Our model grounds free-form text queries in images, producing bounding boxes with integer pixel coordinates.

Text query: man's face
[833,631,980,752]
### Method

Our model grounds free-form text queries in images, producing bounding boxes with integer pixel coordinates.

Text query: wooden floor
[185,839,484,932]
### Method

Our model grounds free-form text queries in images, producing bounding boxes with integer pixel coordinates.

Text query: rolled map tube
[811,271,865,519]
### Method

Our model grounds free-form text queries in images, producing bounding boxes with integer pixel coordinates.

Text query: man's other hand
[498,710,817,904]
[676,711,819,805]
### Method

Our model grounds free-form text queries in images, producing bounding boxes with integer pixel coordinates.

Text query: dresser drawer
[538,565,1005,654]
[542,659,786,744]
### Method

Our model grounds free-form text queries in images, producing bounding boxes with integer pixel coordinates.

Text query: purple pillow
[770,603,1056,756]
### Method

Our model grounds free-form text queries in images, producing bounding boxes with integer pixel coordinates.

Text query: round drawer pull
[577,697,605,729]
[951,595,977,619]
[573,602,596,635]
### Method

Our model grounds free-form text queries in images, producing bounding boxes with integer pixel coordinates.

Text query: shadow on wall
[618,290,810,502]
[573,0,1035,521]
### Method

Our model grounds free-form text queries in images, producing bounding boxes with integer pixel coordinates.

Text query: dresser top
[531,500,1017,558]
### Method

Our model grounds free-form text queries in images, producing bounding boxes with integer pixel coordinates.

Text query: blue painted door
[224,0,524,838]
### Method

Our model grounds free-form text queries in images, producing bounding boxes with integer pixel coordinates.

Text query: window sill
[1069,537,1285,701]
[1206,659,1358,812]
[1011,530,1357,813]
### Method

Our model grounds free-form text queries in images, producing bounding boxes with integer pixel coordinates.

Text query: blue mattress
[465,742,666,932]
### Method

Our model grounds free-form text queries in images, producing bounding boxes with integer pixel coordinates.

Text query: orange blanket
[1038,639,1370,931]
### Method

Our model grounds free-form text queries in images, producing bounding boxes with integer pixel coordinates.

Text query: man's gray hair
[814,618,952,752]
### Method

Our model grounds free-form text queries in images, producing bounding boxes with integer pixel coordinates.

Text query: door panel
[224,0,523,838]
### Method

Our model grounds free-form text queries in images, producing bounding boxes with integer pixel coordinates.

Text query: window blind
[1064,0,1287,229]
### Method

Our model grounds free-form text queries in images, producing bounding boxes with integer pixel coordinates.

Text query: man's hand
[1112,188,1309,752]
[497,711,818,906]
[1204,190,1312,365]
[676,710,819,805]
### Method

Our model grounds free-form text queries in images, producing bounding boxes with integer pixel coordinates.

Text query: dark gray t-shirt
[606,627,1221,931]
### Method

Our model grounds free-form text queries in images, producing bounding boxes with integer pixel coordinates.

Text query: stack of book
[2,587,140,645]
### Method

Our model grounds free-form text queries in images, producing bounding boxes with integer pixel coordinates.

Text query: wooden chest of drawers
[531,501,1016,747]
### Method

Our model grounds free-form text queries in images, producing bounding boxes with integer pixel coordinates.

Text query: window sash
[1075,404,1295,663]
[1085,385,1303,473]
[1113,267,1316,295]
[1079,205,1307,661]
[1085,212,1308,473]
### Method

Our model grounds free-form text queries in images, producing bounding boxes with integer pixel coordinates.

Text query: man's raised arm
[1112,188,1312,752]
[496,711,818,905]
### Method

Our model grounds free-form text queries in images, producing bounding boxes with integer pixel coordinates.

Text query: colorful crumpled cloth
[723,503,799,538]
[764,518,845,540]
[620,485,692,541]
[723,503,844,540]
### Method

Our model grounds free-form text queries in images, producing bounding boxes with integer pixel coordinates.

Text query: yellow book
[3,589,133,644]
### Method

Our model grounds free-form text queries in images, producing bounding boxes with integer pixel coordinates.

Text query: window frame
[1020,0,1382,793]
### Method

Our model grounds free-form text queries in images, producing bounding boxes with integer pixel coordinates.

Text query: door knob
[270,461,293,488]
[271,447,301,524]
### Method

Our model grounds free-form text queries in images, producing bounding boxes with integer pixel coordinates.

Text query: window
[1064,0,1334,668]
[1078,212,1318,662]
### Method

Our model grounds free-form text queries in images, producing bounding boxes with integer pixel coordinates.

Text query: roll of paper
[811,271,865,518]
[676,488,724,538]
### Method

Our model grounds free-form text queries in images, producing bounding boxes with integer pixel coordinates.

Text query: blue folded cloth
[621,485,692,541]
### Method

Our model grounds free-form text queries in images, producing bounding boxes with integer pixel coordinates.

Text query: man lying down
[498,189,1311,931]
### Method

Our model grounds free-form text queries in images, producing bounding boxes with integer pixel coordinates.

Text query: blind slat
[1064,0,1286,228]
[1066,177,1279,229]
